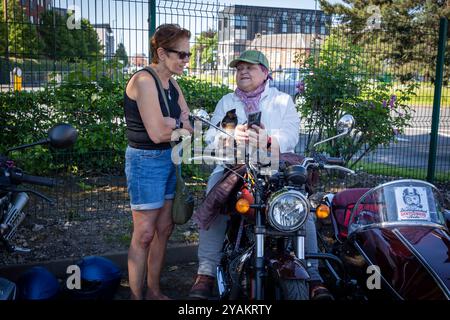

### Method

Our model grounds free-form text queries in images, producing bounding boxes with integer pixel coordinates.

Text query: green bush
[1,72,229,175]
[298,32,417,167]
[176,76,232,113]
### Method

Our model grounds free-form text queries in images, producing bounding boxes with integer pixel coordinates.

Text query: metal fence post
[427,17,448,183]
[148,0,156,62]
[3,0,10,85]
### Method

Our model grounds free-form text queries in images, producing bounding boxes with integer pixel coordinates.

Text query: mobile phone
[247,111,261,127]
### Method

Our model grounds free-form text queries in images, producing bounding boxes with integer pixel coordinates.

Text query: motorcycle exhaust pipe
[2,192,29,240]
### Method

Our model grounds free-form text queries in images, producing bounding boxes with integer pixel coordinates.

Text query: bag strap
[144,66,171,118]
[144,66,185,173]
[176,161,182,179]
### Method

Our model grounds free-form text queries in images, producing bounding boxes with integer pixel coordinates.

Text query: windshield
[348,180,447,234]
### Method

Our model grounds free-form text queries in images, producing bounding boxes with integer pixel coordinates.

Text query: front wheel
[279,279,309,300]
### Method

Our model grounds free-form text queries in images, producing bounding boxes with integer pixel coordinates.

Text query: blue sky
[224,0,343,10]
[62,0,344,56]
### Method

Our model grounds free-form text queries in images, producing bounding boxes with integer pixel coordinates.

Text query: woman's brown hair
[150,24,191,63]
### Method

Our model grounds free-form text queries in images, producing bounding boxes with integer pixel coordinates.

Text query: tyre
[279,279,309,300]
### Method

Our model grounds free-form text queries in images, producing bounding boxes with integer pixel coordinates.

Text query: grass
[351,161,450,183]
[187,71,236,88]
[393,84,450,108]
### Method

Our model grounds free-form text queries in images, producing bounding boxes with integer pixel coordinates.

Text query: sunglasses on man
[164,48,192,60]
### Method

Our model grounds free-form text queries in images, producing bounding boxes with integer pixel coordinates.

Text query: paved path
[296,107,450,170]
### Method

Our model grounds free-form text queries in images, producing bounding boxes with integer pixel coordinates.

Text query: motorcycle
[0,124,78,253]
[312,159,450,300]
[189,111,355,300]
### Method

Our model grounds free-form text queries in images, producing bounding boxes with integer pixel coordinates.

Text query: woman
[123,24,193,300]
[190,50,333,300]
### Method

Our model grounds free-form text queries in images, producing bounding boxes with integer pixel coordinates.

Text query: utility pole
[3,0,10,85]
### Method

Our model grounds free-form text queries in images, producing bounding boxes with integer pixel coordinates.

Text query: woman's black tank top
[123,68,181,150]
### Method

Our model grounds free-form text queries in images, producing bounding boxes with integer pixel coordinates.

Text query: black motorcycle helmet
[66,256,122,300]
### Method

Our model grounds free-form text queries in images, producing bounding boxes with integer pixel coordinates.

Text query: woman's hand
[163,117,176,129]
[180,109,190,122]
[248,123,268,148]
[171,128,191,142]
[179,110,194,133]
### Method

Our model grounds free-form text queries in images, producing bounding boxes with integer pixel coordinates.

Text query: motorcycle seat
[332,188,370,239]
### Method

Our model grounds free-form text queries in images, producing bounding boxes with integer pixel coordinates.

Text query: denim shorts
[125,146,176,211]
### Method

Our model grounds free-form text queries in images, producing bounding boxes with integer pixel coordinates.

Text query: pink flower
[296,80,305,95]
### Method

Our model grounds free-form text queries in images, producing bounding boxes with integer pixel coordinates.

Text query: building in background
[130,53,148,68]
[218,5,331,71]
[93,24,115,60]
[20,0,52,24]
[250,33,324,70]
[51,6,68,16]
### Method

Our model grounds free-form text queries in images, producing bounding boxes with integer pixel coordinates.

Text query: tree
[319,0,450,83]
[115,43,128,66]
[38,10,72,60]
[80,19,103,61]
[38,10,102,62]
[0,0,42,57]
[190,30,218,71]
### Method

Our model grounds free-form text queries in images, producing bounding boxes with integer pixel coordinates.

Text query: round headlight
[267,190,309,232]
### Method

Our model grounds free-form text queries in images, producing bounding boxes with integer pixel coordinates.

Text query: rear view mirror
[337,114,355,135]
[48,124,78,149]
[313,114,356,149]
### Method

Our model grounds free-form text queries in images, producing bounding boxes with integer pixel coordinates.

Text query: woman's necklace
[166,86,172,101]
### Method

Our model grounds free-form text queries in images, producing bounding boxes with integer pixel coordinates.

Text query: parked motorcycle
[0,124,77,253]
[189,111,355,300]
[313,164,450,299]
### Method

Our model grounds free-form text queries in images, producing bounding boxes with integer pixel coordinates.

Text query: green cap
[229,50,270,70]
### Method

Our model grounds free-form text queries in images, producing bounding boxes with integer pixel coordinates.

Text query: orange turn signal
[236,198,250,214]
[316,204,330,219]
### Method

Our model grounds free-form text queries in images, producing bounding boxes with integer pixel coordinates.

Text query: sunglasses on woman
[164,48,192,60]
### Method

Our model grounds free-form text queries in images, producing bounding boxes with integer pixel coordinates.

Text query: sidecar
[322,179,450,300]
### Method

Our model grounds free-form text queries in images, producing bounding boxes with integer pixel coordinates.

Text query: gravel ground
[113,262,200,300]
[0,176,205,266]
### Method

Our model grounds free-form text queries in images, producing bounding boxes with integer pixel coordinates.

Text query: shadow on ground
[114,261,199,300]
